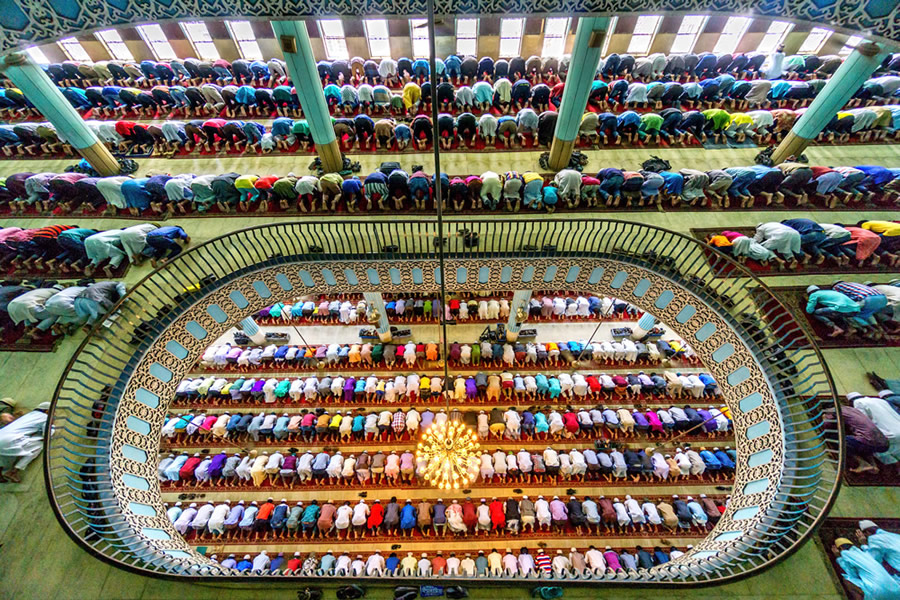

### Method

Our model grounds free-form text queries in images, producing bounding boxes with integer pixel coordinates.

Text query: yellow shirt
[420,377,430,391]
[728,113,753,126]
[235,175,259,189]
[402,83,421,109]
[862,221,900,236]
[523,172,543,184]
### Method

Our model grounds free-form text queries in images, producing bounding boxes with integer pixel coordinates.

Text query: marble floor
[2,143,900,599]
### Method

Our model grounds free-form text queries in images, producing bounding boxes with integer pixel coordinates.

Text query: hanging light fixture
[417,420,480,490]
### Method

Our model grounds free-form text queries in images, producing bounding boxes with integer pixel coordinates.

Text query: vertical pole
[547,17,609,171]
[239,317,266,345]
[0,52,120,176]
[505,290,533,341]
[271,20,343,173]
[363,292,392,342]
[771,41,889,164]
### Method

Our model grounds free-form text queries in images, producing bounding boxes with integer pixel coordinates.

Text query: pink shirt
[399,452,415,470]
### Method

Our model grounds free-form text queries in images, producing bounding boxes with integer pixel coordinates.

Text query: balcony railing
[45,218,841,584]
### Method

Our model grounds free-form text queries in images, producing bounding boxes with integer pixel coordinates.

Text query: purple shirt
[549,499,568,521]
[400,452,415,470]
[698,409,716,432]
[604,551,622,571]
[225,505,244,526]
[421,411,435,428]
[282,454,297,470]
[632,412,649,427]
[207,453,228,478]
[251,380,266,393]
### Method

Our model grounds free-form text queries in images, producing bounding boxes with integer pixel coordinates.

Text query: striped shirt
[832,282,882,301]
[32,224,75,240]
[535,553,552,573]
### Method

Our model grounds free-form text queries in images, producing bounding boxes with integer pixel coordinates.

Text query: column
[238,317,266,345]
[0,52,120,176]
[271,20,343,173]
[547,17,609,171]
[363,292,392,342]
[505,290,533,341]
[631,313,657,340]
[771,41,889,164]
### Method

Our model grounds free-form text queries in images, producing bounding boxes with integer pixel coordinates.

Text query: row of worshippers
[832,520,900,600]
[158,444,736,488]
[805,280,900,339]
[1,279,125,340]
[0,224,189,275]
[710,218,900,271]
[828,390,900,474]
[253,294,640,325]
[33,51,868,92]
[166,493,727,542]
[203,543,701,578]
[161,401,731,445]
[43,70,900,126]
[196,337,696,371]
[174,370,717,406]
[10,104,897,166]
[4,165,898,219]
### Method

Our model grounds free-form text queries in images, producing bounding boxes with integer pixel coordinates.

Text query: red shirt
[287,558,302,571]
[489,501,505,526]
[115,121,137,136]
[178,456,201,480]
[462,501,477,528]
[254,175,280,189]
[367,503,384,528]
[256,502,275,520]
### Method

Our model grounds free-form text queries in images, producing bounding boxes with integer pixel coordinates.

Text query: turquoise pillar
[363,292,392,342]
[771,41,889,164]
[547,17,609,170]
[0,52,120,175]
[506,290,532,341]
[632,313,657,339]
[239,317,266,344]
[270,20,343,172]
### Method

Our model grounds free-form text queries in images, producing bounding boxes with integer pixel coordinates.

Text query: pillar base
[377,329,393,343]
[547,138,576,171]
[505,329,519,342]
[770,131,811,166]
[318,140,343,173]
[243,331,266,345]
[78,141,120,176]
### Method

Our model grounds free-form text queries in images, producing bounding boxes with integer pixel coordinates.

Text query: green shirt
[291,120,310,135]
[639,113,663,132]
[702,109,730,131]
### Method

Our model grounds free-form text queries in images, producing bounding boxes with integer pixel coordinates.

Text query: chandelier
[417,421,481,490]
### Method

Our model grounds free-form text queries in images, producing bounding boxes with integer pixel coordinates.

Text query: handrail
[44,218,842,586]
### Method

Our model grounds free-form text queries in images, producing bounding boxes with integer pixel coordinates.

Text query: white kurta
[0,409,48,471]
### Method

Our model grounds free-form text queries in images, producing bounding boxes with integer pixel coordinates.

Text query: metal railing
[45,218,842,585]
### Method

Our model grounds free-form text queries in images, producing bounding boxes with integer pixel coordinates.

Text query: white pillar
[631,313,657,340]
[239,317,266,345]
[363,292,392,342]
[506,290,532,341]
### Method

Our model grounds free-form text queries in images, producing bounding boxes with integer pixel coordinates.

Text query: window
[669,15,707,54]
[136,24,177,61]
[499,18,525,57]
[25,46,50,65]
[797,27,833,54]
[601,16,618,57]
[712,16,752,54]
[318,19,349,60]
[57,37,91,61]
[95,29,135,61]
[180,21,219,61]
[410,19,430,58]
[363,19,391,59]
[541,18,570,57]
[626,15,662,55]
[756,21,794,54]
[226,20,263,61]
[456,18,478,56]
[839,35,863,56]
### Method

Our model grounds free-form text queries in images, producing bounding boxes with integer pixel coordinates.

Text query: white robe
[0,409,48,471]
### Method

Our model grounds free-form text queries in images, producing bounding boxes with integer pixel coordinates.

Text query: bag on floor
[641,155,671,172]
[379,161,403,176]
[531,587,564,600]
